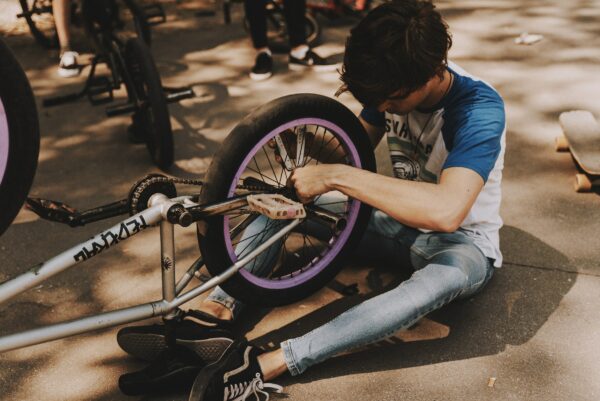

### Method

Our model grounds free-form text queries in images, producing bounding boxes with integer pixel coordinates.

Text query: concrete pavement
[1,0,599,400]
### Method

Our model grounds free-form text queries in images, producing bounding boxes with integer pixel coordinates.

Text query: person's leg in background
[53,0,80,77]
[283,0,336,70]
[244,0,273,80]
[244,0,337,80]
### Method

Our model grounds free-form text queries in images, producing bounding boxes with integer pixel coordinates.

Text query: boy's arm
[290,165,484,233]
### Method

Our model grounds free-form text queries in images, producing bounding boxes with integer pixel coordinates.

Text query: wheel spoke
[315,133,337,166]
[233,218,284,273]
[321,142,344,164]
[246,164,281,186]
[261,146,283,187]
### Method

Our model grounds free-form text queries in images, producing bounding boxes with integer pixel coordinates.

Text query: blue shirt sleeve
[442,99,505,182]
[360,107,385,127]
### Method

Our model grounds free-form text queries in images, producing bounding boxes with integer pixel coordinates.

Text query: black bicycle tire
[18,0,59,49]
[124,38,173,170]
[121,0,152,46]
[198,94,375,306]
[0,39,40,236]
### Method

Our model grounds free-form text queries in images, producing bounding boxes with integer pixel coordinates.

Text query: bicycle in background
[42,0,193,170]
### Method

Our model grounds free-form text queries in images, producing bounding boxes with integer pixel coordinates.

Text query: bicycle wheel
[243,10,320,52]
[121,0,152,46]
[81,0,151,55]
[18,0,59,49]
[124,38,173,170]
[0,39,40,236]
[198,94,375,306]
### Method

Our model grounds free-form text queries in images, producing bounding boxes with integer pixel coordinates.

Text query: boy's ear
[435,64,446,79]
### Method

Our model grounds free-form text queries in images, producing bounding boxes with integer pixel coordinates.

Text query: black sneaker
[289,49,338,72]
[250,52,273,81]
[119,344,215,396]
[117,309,235,362]
[188,341,283,401]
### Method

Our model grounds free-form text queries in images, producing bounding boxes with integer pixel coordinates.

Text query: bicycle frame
[0,192,302,353]
[43,0,185,110]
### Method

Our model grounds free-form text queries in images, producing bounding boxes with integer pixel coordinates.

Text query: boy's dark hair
[339,0,452,107]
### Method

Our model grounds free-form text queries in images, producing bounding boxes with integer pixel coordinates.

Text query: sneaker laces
[227,373,283,401]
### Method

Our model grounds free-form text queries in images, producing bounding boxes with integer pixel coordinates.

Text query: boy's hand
[289,164,347,203]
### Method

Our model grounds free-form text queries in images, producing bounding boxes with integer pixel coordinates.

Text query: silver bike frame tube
[0,218,302,352]
[164,218,303,310]
[0,303,160,352]
[0,205,163,305]
[175,257,203,295]
[174,213,260,295]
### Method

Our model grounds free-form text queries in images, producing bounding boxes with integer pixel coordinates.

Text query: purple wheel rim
[0,97,9,185]
[224,117,362,290]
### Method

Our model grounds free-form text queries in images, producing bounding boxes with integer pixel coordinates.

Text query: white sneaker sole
[58,67,81,78]
[250,71,273,81]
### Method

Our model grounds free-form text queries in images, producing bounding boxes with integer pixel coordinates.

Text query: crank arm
[26,198,129,227]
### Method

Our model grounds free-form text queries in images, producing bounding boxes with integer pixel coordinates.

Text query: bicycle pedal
[143,4,167,25]
[87,76,114,105]
[26,198,79,225]
[247,194,306,220]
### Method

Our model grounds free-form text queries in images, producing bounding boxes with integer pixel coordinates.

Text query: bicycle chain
[128,174,270,215]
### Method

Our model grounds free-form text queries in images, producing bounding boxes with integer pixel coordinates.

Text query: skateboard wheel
[555,134,569,152]
[574,174,592,192]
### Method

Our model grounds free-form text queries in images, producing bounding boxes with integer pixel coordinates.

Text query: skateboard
[556,110,600,192]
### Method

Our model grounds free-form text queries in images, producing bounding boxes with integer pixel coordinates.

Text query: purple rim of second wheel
[0,98,9,185]
[225,117,362,290]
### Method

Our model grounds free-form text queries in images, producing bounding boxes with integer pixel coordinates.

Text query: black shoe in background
[289,49,338,71]
[250,52,273,81]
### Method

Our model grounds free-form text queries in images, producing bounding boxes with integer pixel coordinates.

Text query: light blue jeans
[207,209,494,376]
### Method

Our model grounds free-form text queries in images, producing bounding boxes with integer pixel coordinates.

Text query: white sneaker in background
[58,51,81,78]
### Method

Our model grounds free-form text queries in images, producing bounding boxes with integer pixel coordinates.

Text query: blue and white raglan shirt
[360,62,506,267]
